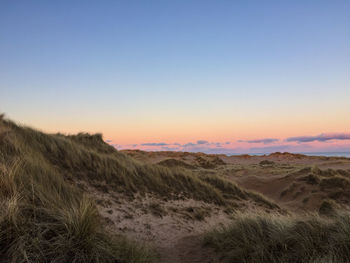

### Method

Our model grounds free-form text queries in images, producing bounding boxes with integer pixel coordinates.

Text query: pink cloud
[109,133,350,154]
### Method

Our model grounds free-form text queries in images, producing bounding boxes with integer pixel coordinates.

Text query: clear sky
[1,1,350,153]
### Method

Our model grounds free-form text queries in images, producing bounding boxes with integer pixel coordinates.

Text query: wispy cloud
[286,133,350,143]
[183,142,196,147]
[140,142,169,146]
[183,141,222,149]
[160,146,181,151]
[238,138,279,144]
[108,132,350,154]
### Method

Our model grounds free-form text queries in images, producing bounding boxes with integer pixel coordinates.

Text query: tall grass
[0,117,277,208]
[0,117,155,262]
[0,115,280,261]
[204,211,350,263]
[0,158,155,263]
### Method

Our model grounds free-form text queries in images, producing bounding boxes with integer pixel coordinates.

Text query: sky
[1,0,350,154]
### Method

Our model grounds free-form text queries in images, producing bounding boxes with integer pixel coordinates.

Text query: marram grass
[204,211,350,263]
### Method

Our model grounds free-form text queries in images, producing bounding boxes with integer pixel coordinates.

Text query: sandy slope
[79,181,230,262]
[122,150,350,212]
[87,150,350,262]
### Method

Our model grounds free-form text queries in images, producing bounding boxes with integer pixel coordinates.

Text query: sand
[88,151,350,262]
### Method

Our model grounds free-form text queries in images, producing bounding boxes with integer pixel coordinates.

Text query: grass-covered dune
[0,115,276,208]
[0,115,156,262]
[6,114,350,262]
[0,115,278,262]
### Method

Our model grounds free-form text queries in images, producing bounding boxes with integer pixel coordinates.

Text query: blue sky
[1,1,350,153]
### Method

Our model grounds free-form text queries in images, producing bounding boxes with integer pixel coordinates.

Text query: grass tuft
[204,211,350,263]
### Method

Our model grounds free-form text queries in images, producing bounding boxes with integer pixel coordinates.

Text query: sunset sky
[1,1,350,154]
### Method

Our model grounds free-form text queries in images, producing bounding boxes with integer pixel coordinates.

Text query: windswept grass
[204,211,350,263]
[0,115,280,261]
[0,159,155,263]
[0,117,156,262]
[157,158,195,169]
[199,174,279,209]
[0,117,277,208]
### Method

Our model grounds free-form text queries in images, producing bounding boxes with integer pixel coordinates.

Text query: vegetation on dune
[204,211,350,263]
[320,176,350,190]
[199,174,279,209]
[195,156,219,169]
[0,159,155,262]
[259,160,275,167]
[318,199,339,216]
[0,116,156,262]
[285,166,350,206]
[0,115,280,261]
[0,116,276,208]
[157,158,195,170]
[312,166,350,178]
[301,173,321,185]
[10,114,350,262]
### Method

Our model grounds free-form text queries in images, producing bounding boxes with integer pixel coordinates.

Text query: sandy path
[79,182,231,262]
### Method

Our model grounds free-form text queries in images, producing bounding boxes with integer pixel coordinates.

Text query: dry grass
[182,206,211,221]
[157,158,195,169]
[301,173,321,185]
[198,174,279,209]
[4,114,350,263]
[0,159,155,262]
[0,115,282,261]
[0,117,157,262]
[204,211,350,263]
[320,176,350,190]
[0,117,277,208]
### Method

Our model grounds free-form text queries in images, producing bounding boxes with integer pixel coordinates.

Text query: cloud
[105,139,113,143]
[183,142,196,147]
[141,142,169,146]
[286,133,350,143]
[238,138,279,144]
[183,141,224,148]
[107,132,350,155]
